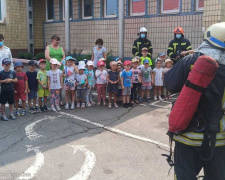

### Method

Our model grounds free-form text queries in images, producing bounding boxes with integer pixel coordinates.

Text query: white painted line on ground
[58,111,169,148]
[68,145,96,180]
[92,92,109,98]
[17,146,44,180]
[18,115,62,180]
[25,115,62,140]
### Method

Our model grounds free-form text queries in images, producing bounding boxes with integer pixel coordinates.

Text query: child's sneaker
[81,103,85,108]
[15,111,20,116]
[21,110,26,116]
[108,103,112,109]
[154,96,157,101]
[159,96,163,101]
[90,101,95,106]
[168,95,172,100]
[9,114,16,120]
[97,102,101,106]
[35,106,40,113]
[70,103,75,110]
[103,102,107,106]
[86,102,92,107]
[65,103,69,110]
[147,98,151,103]
[40,106,44,112]
[56,105,61,111]
[114,103,118,108]
[29,107,35,114]
[1,115,8,121]
[51,107,57,112]
[76,102,80,108]
[139,97,143,103]
[123,103,128,108]
[43,105,48,111]
[128,103,133,107]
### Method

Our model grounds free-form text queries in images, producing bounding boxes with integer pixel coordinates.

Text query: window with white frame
[196,0,204,11]
[161,0,179,14]
[104,0,117,17]
[82,0,92,19]
[46,0,54,21]
[130,0,145,16]
[0,0,6,23]
[62,0,73,20]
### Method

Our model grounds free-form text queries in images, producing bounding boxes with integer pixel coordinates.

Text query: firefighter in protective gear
[132,27,153,58]
[167,27,192,64]
[164,23,225,180]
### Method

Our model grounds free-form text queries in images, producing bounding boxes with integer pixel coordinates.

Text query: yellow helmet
[204,22,225,49]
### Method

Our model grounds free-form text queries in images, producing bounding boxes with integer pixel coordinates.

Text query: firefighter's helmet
[174,27,184,34]
[204,22,225,49]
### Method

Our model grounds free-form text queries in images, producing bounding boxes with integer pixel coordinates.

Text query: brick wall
[0,0,27,56]
[43,0,213,59]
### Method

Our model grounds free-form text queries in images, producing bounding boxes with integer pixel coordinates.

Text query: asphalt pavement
[0,65,175,180]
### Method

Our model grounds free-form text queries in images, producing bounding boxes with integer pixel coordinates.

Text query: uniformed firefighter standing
[132,27,153,58]
[167,27,192,64]
[164,23,225,180]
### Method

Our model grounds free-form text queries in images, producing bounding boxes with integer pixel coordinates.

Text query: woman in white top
[91,38,107,69]
[0,34,14,71]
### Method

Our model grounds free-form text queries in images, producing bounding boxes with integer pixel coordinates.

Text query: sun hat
[39,59,46,63]
[165,59,173,65]
[28,60,36,66]
[143,59,150,64]
[78,64,85,70]
[14,61,23,69]
[124,60,132,66]
[2,58,11,65]
[50,58,61,66]
[132,58,139,63]
[97,61,105,67]
[66,56,76,61]
[87,61,94,66]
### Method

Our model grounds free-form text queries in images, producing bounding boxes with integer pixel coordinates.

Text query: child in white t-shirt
[47,58,63,112]
[63,56,78,110]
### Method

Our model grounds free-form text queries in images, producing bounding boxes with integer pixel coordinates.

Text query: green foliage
[18,52,34,60]
[33,52,45,60]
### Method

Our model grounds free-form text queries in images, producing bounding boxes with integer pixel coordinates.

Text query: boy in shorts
[14,61,28,116]
[140,59,153,103]
[0,58,18,121]
[121,60,133,108]
[36,59,49,112]
[26,60,39,113]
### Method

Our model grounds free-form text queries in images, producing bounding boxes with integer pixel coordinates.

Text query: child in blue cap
[140,59,153,103]
[0,58,18,120]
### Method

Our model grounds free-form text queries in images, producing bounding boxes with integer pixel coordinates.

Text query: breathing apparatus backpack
[163,54,225,166]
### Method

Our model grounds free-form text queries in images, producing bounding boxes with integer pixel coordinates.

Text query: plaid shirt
[0,46,14,71]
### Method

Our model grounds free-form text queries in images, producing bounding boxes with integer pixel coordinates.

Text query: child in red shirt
[14,61,28,116]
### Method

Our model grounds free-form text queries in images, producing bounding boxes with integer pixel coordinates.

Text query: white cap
[140,27,147,33]
[87,60,93,66]
[78,64,85,70]
[50,58,61,66]
[79,61,85,66]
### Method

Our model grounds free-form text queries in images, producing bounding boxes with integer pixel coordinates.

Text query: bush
[33,52,45,60]
[18,52,34,59]
[24,53,33,60]
[18,52,26,59]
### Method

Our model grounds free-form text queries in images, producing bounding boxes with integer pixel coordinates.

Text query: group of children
[0,47,173,120]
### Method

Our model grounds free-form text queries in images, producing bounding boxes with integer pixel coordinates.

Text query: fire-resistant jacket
[167,35,192,63]
[132,37,153,58]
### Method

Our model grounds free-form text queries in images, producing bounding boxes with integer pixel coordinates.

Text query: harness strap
[162,132,175,167]
[185,80,205,92]
[200,130,216,161]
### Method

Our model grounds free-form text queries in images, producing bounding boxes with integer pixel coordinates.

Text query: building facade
[0,0,224,58]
